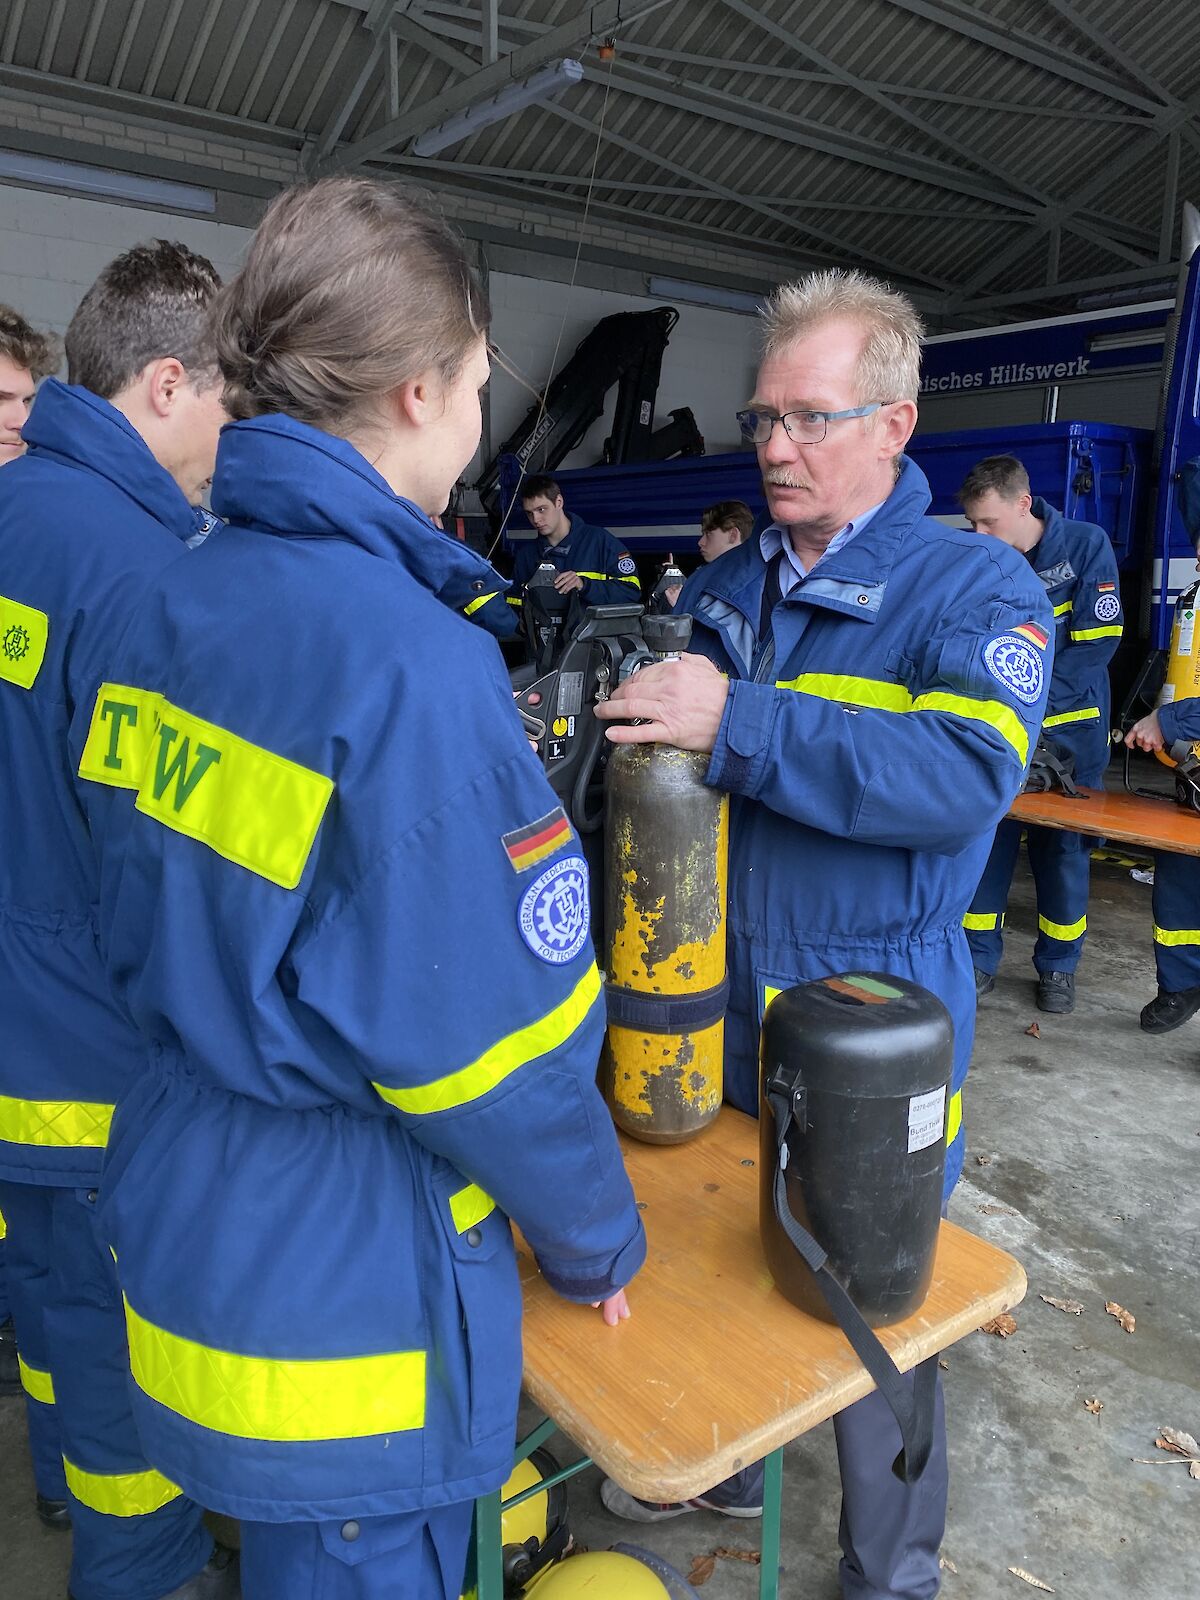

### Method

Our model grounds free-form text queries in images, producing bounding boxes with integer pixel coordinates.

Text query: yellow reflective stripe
[463,591,499,617]
[775,671,914,711]
[963,911,1002,931]
[0,1203,5,1241]
[1038,912,1087,941]
[1152,924,1200,947]
[506,596,523,607]
[947,1089,962,1146]
[19,1356,55,1405]
[576,570,607,580]
[0,593,49,689]
[449,1183,495,1234]
[1069,626,1123,641]
[123,1296,425,1442]
[374,962,602,1116]
[911,691,1029,766]
[1044,707,1100,727]
[617,575,641,587]
[78,684,163,790]
[0,1094,114,1150]
[63,1457,182,1517]
[1053,600,1073,618]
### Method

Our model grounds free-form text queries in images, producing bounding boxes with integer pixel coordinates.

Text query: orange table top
[1008,784,1200,856]
[516,1108,1026,1501]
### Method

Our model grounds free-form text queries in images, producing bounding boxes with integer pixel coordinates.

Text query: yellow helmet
[459,1449,570,1599]
[523,1544,703,1598]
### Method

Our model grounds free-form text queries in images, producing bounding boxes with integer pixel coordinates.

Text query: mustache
[763,473,811,489]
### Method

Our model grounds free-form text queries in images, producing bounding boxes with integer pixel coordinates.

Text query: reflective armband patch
[81,688,333,891]
[0,594,49,690]
[78,684,164,789]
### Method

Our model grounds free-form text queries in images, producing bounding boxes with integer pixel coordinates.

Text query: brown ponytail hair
[212,177,489,429]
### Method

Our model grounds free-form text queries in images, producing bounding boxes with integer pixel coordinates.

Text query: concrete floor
[2,855,1198,1600]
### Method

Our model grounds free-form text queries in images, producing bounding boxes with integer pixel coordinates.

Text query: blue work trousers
[0,1179,211,1600]
[715,1364,947,1599]
[1151,850,1200,992]
[966,820,1090,975]
[240,1500,473,1600]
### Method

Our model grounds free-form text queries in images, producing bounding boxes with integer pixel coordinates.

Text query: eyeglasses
[735,401,885,446]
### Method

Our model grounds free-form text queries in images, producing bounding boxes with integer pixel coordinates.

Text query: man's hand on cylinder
[552,569,584,594]
[594,652,730,752]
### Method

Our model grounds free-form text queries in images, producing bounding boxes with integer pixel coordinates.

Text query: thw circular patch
[1094,593,1120,622]
[518,856,590,964]
[617,554,636,576]
[983,634,1044,705]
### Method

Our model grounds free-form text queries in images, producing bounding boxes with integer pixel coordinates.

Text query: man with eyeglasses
[594,270,1052,1600]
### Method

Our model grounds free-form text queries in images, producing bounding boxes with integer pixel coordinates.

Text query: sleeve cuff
[706,679,778,796]
[535,1220,647,1303]
[1158,701,1182,745]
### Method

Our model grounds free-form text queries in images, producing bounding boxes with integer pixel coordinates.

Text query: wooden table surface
[1008,784,1200,856]
[516,1108,1026,1502]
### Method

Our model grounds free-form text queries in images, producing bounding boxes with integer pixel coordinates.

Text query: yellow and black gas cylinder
[600,742,728,1144]
[1155,577,1200,772]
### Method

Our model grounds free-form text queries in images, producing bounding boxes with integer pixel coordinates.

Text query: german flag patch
[1098,581,1116,592]
[1012,620,1049,649]
[502,807,573,872]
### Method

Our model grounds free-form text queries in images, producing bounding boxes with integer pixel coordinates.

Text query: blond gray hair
[761,269,924,405]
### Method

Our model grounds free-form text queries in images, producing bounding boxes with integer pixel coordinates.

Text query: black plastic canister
[758,973,953,1328]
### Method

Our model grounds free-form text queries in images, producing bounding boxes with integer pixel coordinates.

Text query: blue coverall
[0,381,214,1600]
[966,499,1122,977]
[673,457,1051,1600]
[1151,694,1200,993]
[73,414,646,1600]
[510,512,641,613]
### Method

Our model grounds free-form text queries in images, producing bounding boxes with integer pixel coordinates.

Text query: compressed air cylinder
[758,975,952,1327]
[1155,578,1200,768]
[601,744,728,1145]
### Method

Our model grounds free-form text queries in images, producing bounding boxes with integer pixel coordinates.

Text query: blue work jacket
[674,458,1053,1198]
[72,414,645,1523]
[1027,498,1122,783]
[1159,692,1200,745]
[0,379,197,1186]
[511,513,641,610]
[435,529,518,639]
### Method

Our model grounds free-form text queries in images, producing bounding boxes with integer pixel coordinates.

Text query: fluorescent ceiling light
[647,276,765,315]
[0,149,216,214]
[412,59,584,157]
[1088,326,1167,353]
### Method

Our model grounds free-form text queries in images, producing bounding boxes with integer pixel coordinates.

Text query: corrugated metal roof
[0,0,1197,319]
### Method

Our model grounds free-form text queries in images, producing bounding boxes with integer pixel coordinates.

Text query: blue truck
[501,208,1200,679]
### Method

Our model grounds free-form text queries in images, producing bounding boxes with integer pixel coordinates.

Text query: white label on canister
[1178,609,1195,658]
[908,1086,946,1153]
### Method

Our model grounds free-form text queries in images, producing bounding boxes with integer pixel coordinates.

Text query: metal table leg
[759,1447,784,1600]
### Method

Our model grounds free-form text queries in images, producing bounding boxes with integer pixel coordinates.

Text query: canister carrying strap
[766,1085,938,1484]
[604,977,729,1035]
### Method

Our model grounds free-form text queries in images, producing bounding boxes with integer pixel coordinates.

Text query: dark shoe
[1140,985,1200,1034]
[70,1548,239,1600]
[1037,971,1075,1014]
[37,1493,71,1531]
[974,966,995,999]
[0,1318,20,1397]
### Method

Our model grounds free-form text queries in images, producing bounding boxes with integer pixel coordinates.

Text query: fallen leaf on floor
[687,1553,716,1585]
[979,1203,1018,1216]
[713,1547,761,1566]
[1084,1398,1104,1414]
[939,1359,949,1370]
[1040,1294,1084,1314]
[1024,1021,1041,1038]
[1008,1568,1055,1591]
[981,1313,1018,1337]
[1105,1300,1136,1333]
[976,1154,993,1166]
[1155,1427,1200,1460]
[939,1555,959,1574]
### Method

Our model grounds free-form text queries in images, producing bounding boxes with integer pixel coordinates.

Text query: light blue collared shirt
[759,500,885,599]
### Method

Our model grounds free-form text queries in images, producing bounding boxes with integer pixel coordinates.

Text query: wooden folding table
[1008,784,1200,855]
[470,1107,1026,1600]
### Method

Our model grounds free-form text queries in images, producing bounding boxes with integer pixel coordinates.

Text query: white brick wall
[0,184,253,351]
